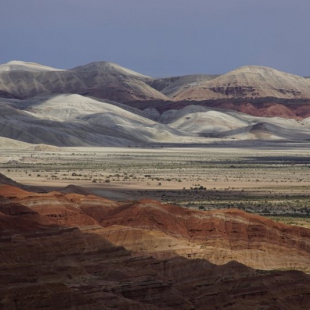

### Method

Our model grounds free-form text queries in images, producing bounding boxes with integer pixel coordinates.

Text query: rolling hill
[147,74,220,98]
[0,60,168,102]
[159,105,310,140]
[174,65,310,101]
[1,60,310,146]
[0,94,188,146]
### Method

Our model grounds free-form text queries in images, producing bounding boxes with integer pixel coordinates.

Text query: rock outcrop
[1,182,310,308]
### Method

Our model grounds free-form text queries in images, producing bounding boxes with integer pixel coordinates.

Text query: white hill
[0,137,30,149]
[160,105,310,140]
[70,61,149,78]
[175,66,310,100]
[0,94,185,146]
[0,60,167,102]
[0,60,63,72]
[24,94,153,122]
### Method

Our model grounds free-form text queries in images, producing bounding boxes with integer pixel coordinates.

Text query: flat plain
[1,144,310,228]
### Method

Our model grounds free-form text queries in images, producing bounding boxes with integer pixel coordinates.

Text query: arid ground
[1,145,310,228]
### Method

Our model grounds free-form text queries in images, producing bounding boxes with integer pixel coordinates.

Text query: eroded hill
[1,176,310,309]
[1,60,310,146]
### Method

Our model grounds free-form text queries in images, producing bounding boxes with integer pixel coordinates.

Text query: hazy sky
[1,0,310,76]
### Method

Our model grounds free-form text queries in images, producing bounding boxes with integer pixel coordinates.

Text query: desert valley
[1,60,310,309]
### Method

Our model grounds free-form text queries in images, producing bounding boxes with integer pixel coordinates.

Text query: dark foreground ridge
[1,175,310,309]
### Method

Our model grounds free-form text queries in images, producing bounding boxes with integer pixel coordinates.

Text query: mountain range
[1,60,310,146]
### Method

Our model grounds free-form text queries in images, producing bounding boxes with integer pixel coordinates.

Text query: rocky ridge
[1,177,310,309]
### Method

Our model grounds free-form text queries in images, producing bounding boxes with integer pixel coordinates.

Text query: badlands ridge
[1,174,310,309]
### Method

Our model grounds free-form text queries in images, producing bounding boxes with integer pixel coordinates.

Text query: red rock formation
[0,173,46,193]
[1,183,310,309]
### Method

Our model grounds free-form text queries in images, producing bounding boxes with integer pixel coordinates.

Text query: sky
[1,0,310,77]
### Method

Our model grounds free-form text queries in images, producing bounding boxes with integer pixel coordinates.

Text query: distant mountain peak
[226,65,302,77]
[0,60,63,72]
[174,64,310,101]
[70,61,150,78]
